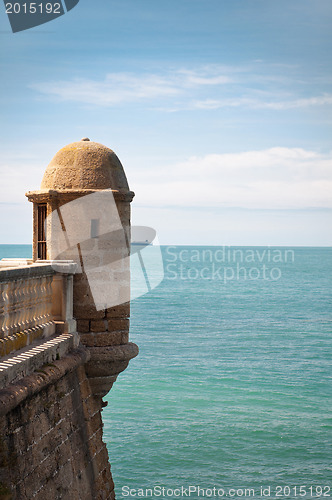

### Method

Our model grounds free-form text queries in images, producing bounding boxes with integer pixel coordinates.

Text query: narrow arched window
[37,204,47,259]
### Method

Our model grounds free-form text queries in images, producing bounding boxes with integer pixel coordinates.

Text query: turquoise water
[0,244,32,259]
[1,245,331,499]
[104,247,332,499]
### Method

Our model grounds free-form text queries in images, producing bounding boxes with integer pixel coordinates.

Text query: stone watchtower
[26,138,138,402]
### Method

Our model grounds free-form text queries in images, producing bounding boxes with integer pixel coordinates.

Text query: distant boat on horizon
[131,240,151,246]
[131,227,156,247]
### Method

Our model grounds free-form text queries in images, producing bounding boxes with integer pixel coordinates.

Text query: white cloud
[30,63,332,112]
[192,94,332,110]
[129,147,332,210]
[1,147,331,246]
[2,147,331,212]
[30,68,233,106]
[31,73,180,106]
[176,69,232,86]
[263,94,332,109]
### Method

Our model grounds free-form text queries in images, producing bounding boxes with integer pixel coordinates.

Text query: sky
[0,0,331,245]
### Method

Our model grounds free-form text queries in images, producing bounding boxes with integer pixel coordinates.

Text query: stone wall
[0,261,135,500]
[0,347,114,500]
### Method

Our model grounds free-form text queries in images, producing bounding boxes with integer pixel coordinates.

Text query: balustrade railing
[0,261,77,357]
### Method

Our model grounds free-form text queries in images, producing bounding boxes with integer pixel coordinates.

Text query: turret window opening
[37,204,47,259]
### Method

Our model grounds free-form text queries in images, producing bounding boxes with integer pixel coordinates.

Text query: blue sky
[0,0,331,245]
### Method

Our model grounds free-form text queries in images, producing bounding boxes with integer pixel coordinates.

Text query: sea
[1,245,331,500]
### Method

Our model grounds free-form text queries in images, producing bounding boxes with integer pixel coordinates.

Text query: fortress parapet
[0,260,76,358]
[25,138,138,400]
[0,139,138,499]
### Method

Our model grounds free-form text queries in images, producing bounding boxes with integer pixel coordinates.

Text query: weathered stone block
[79,333,96,347]
[116,201,130,219]
[80,238,98,252]
[76,319,90,333]
[81,254,101,269]
[74,304,105,320]
[121,332,129,344]
[78,377,94,400]
[92,332,124,347]
[94,446,110,472]
[90,320,108,333]
[106,302,130,318]
[107,318,129,332]
[85,411,103,437]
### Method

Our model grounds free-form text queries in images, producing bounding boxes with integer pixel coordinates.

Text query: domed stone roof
[40,138,130,191]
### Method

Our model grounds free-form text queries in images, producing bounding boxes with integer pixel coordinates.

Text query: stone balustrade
[0,260,77,357]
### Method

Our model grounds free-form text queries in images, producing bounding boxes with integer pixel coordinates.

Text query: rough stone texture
[106,303,130,318]
[0,333,79,390]
[76,320,90,333]
[40,140,130,192]
[90,320,108,333]
[79,332,129,348]
[0,349,114,499]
